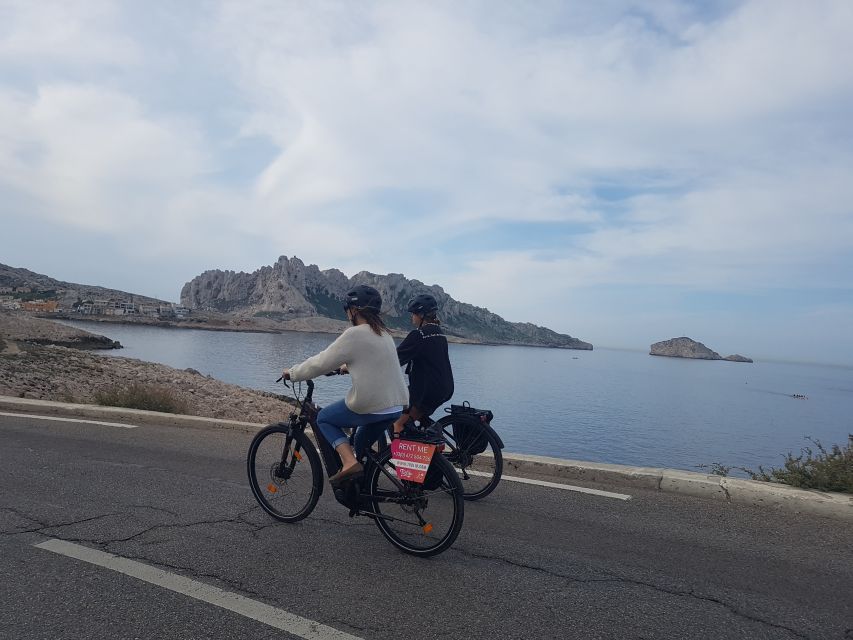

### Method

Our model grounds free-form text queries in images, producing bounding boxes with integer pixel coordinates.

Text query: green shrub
[752,435,853,493]
[701,435,853,493]
[95,383,189,415]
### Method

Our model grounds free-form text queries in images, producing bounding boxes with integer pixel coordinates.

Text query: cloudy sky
[2,0,852,364]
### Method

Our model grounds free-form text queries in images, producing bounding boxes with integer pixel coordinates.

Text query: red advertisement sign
[391,439,436,484]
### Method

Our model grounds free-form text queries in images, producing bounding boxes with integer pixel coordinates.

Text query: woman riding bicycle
[282,285,408,485]
[393,293,454,435]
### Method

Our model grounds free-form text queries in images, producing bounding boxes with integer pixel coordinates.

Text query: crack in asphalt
[0,506,44,533]
[454,546,811,639]
[0,504,262,544]
[97,547,269,601]
[126,504,180,517]
[96,514,253,545]
[3,505,826,639]
[2,504,282,605]
[326,615,381,635]
[0,507,119,537]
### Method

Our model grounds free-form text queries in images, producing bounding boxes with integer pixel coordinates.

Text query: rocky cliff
[650,337,752,363]
[181,256,592,349]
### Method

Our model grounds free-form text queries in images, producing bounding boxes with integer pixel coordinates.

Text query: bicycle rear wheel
[247,425,322,522]
[367,449,464,557]
[440,418,503,501]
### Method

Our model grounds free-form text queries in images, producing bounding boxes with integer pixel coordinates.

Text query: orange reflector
[294,450,302,461]
[422,523,433,534]
[267,484,278,493]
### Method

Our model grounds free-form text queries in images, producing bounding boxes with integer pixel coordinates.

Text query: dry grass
[94,383,189,415]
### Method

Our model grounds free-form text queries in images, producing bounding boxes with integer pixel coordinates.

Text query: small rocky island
[650,337,753,363]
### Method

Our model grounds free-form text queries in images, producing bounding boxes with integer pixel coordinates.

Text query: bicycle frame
[283,379,438,522]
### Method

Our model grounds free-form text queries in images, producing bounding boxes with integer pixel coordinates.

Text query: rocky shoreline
[2,311,123,349]
[1,311,294,423]
[46,312,572,348]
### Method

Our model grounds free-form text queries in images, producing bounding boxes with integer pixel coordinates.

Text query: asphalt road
[1,413,851,640]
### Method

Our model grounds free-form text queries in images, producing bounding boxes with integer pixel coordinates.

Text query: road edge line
[4,396,851,521]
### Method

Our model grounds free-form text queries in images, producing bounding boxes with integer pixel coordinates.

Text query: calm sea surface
[60,320,852,473]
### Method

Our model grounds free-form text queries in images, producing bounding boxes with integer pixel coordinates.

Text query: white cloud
[0,84,211,232]
[204,0,853,232]
[0,0,140,67]
[1,0,852,360]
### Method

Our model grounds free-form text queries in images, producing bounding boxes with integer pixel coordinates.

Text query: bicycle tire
[439,417,503,501]
[247,425,323,523]
[367,449,464,557]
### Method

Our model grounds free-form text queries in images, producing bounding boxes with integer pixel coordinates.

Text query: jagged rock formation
[650,337,752,363]
[650,337,720,359]
[181,256,592,349]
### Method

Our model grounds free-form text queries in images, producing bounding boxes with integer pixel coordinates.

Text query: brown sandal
[329,462,363,485]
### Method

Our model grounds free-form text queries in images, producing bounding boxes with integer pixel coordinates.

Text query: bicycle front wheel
[368,449,464,557]
[440,418,503,501]
[247,425,322,522]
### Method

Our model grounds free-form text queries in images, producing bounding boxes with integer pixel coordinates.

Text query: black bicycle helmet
[343,285,382,312]
[406,293,438,315]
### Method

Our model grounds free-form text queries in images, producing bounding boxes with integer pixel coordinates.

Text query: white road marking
[0,412,138,429]
[34,539,363,640]
[3,412,631,501]
[464,469,632,500]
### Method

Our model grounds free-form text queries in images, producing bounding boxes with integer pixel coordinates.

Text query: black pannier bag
[449,402,493,456]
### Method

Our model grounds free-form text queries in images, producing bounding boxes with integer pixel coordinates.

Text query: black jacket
[397,323,454,417]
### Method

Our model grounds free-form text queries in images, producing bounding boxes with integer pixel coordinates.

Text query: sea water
[60,320,852,473]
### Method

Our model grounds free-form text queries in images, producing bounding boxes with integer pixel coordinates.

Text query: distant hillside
[181,256,592,349]
[0,263,169,308]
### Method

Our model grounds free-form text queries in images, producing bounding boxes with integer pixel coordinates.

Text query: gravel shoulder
[0,311,293,423]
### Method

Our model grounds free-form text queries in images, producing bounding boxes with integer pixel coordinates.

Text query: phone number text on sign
[391,439,436,483]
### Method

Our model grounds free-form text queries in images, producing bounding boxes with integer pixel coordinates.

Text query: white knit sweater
[288,324,409,414]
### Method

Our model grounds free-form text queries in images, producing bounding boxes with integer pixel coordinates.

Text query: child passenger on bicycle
[282,285,409,485]
[393,293,454,434]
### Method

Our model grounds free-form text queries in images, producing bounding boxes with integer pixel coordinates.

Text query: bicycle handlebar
[278,369,346,406]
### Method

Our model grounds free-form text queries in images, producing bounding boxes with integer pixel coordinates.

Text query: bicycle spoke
[368,450,463,556]
[248,426,321,522]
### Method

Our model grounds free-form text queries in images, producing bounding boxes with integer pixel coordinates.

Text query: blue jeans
[316,399,401,457]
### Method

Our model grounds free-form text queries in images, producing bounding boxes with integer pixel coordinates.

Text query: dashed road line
[34,539,363,640]
[0,412,139,429]
[465,469,632,500]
